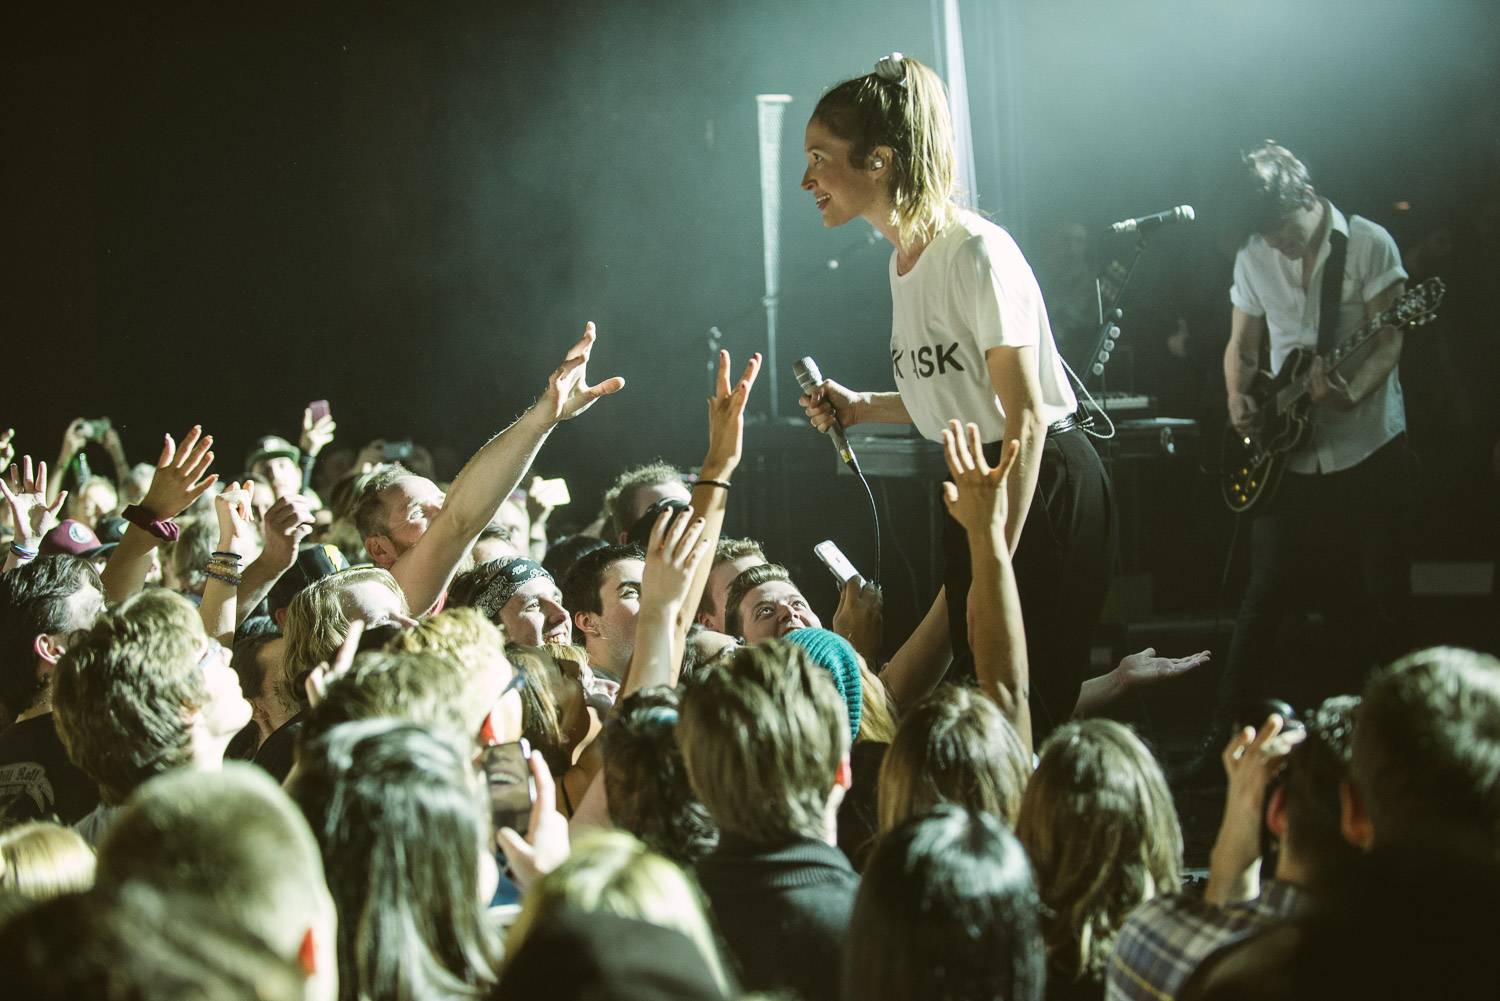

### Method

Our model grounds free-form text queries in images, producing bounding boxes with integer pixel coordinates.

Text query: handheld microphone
[793,356,860,472]
[1108,205,1196,235]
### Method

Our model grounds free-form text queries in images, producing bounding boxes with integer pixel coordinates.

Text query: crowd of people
[2,52,1498,1001]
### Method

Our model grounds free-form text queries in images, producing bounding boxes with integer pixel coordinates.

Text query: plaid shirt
[1105,881,1306,1001]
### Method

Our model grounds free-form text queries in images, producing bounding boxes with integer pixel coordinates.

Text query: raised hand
[801,378,864,434]
[832,575,883,666]
[642,506,711,611]
[305,620,364,707]
[140,426,218,519]
[2,456,68,547]
[1206,713,1306,904]
[941,420,1020,541]
[300,407,337,457]
[702,350,762,478]
[1115,647,1211,688]
[59,418,90,459]
[540,322,626,424]
[495,750,571,890]
[213,481,258,559]
[259,494,315,571]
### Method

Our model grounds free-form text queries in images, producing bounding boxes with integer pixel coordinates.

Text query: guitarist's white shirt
[1230,203,1408,474]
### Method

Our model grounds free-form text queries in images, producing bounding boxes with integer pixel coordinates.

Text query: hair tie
[873,52,907,85]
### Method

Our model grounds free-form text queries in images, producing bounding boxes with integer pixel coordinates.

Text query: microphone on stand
[1107,205,1196,235]
[793,356,861,472]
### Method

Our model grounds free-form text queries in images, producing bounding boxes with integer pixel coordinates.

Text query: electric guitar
[1221,277,1445,513]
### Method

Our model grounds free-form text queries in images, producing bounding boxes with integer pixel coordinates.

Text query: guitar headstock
[1389,277,1447,330]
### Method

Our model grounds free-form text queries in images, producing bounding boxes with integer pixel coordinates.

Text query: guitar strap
[1316,224,1350,354]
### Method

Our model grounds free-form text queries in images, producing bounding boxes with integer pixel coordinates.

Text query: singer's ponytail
[812,54,956,252]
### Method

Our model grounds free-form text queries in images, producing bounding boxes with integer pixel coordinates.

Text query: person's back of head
[1348,646,1500,865]
[1017,718,1182,988]
[288,718,499,1001]
[493,907,728,1001]
[1275,695,1361,890]
[604,686,717,865]
[504,829,729,995]
[298,648,480,751]
[878,684,1030,833]
[0,555,103,720]
[51,589,210,805]
[94,762,335,1000]
[847,805,1044,1001]
[541,534,608,584]
[678,639,848,846]
[0,882,306,1001]
[0,821,95,901]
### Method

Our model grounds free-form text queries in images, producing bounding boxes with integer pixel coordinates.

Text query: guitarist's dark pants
[1223,434,1414,714]
[942,427,1117,744]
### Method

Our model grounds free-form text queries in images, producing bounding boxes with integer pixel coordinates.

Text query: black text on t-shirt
[892,343,966,379]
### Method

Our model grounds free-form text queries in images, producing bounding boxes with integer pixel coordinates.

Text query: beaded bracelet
[10,542,39,560]
[205,569,243,587]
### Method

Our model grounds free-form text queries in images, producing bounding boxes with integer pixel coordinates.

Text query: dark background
[5,0,1498,654]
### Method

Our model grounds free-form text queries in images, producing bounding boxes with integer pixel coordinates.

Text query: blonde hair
[857,661,898,743]
[280,566,408,709]
[1016,719,1182,984]
[503,830,728,993]
[878,685,1030,833]
[385,607,512,734]
[0,822,95,900]
[813,55,956,251]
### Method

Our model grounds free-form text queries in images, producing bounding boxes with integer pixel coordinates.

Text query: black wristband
[696,479,731,490]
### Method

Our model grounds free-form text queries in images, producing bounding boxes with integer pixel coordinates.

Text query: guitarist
[1220,141,1412,717]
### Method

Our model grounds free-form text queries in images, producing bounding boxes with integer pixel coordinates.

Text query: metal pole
[755,93,792,419]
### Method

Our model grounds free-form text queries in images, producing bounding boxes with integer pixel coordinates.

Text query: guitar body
[1221,348,1316,513]
[1219,277,1445,514]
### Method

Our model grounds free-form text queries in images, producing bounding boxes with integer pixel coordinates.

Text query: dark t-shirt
[0,714,100,825]
[695,834,858,1001]
[250,712,304,783]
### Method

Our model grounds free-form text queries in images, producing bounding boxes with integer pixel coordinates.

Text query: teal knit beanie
[785,627,862,742]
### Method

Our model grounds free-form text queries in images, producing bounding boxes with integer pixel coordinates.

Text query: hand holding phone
[814,540,861,587]
[478,739,536,837]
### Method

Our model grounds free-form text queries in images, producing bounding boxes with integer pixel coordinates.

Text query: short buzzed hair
[723,562,793,637]
[0,556,102,718]
[604,461,684,539]
[349,463,413,542]
[678,639,847,844]
[1351,647,1500,863]
[95,763,332,966]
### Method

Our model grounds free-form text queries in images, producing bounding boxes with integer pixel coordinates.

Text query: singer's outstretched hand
[800,378,864,434]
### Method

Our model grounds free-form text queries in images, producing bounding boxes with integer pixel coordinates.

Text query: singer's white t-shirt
[890,209,1077,444]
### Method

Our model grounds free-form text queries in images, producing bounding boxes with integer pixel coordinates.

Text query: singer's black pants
[941,428,1116,743]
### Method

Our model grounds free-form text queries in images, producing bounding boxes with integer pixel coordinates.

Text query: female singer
[798,53,1114,739]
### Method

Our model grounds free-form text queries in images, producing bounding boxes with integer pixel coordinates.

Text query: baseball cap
[245,435,301,471]
[267,544,350,614]
[39,520,111,559]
